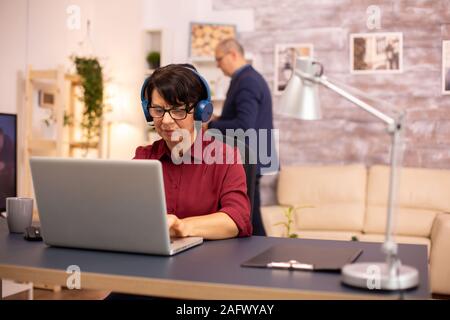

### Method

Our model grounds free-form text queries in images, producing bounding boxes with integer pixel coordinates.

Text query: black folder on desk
[241,244,363,271]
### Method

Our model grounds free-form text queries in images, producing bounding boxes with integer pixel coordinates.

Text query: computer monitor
[0,113,17,212]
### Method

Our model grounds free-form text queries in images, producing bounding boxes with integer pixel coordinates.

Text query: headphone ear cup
[141,100,153,123]
[194,100,213,122]
[140,77,153,123]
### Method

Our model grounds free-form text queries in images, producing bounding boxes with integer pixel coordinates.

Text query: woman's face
[151,89,195,149]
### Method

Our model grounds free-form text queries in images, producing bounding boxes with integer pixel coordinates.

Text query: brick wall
[213,0,450,205]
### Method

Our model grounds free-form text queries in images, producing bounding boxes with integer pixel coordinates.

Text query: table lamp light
[279,57,419,290]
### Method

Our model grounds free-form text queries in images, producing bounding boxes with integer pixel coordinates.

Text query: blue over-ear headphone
[140,66,213,124]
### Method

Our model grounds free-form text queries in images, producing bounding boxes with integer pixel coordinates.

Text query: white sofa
[261,164,450,295]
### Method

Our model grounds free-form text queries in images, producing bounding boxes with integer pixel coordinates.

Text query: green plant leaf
[146,51,160,69]
[72,56,104,151]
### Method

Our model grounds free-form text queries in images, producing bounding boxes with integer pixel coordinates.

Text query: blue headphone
[140,66,213,124]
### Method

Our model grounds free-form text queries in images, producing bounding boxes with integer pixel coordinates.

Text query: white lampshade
[279,57,322,120]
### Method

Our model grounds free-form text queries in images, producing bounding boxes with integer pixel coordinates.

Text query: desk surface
[0,220,429,299]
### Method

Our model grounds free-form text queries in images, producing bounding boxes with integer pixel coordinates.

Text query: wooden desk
[0,220,429,299]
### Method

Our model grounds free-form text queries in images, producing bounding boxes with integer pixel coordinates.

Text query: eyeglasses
[148,105,193,120]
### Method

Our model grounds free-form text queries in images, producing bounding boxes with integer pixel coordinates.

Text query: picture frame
[189,22,236,59]
[38,90,56,109]
[274,43,314,95]
[442,40,450,95]
[350,32,403,74]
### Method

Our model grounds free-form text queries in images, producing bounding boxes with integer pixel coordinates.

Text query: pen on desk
[267,260,314,270]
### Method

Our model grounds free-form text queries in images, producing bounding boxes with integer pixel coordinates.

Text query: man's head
[215,38,247,77]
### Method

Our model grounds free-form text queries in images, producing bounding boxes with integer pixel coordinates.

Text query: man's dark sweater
[208,65,278,175]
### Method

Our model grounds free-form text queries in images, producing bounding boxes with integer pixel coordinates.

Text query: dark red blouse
[133,134,252,237]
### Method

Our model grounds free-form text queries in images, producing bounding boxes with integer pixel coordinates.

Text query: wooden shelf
[69,141,99,149]
[145,30,162,75]
[28,139,57,152]
[29,69,58,80]
[21,65,103,200]
[64,74,81,84]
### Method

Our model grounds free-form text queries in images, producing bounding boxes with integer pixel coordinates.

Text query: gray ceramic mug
[5,197,33,233]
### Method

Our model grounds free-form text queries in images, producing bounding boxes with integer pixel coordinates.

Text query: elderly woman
[135,63,252,239]
[104,64,252,300]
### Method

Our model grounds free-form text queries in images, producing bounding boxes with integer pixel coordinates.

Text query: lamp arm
[295,69,405,277]
[319,77,396,127]
[294,70,397,129]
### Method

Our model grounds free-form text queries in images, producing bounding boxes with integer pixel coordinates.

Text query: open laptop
[29,157,203,255]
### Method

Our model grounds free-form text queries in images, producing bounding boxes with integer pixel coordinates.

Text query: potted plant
[274,205,314,238]
[146,51,160,70]
[72,56,104,152]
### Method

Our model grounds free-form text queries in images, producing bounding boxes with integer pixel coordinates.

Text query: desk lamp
[279,57,419,290]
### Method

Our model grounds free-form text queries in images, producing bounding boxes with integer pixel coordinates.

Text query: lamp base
[341,262,419,291]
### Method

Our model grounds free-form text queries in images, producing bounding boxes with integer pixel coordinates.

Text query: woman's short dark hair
[145,64,207,110]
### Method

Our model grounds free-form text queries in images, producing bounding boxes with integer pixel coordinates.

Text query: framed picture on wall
[189,22,236,59]
[350,32,403,74]
[274,43,314,95]
[442,40,450,94]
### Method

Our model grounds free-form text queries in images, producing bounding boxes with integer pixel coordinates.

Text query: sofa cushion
[293,204,366,232]
[277,164,367,232]
[364,207,438,238]
[364,165,450,237]
[357,233,431,258]
[430,213,450,295]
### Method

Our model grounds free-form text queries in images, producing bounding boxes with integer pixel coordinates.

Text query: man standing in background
[207,38,278,236]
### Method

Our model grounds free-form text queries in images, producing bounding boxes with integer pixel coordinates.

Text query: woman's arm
[167,145,252,240]
[167,212,239,240]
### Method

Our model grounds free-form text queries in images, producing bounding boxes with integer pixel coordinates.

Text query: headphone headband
[184,67,211,101]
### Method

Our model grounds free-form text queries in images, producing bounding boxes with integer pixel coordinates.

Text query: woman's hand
[167,214,191,238]
[166,212,239,239]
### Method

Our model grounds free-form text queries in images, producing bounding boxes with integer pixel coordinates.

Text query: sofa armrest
[261,205,290,237]
[430,213,450,295]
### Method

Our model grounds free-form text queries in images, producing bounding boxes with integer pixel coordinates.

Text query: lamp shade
[279,57,322,120]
